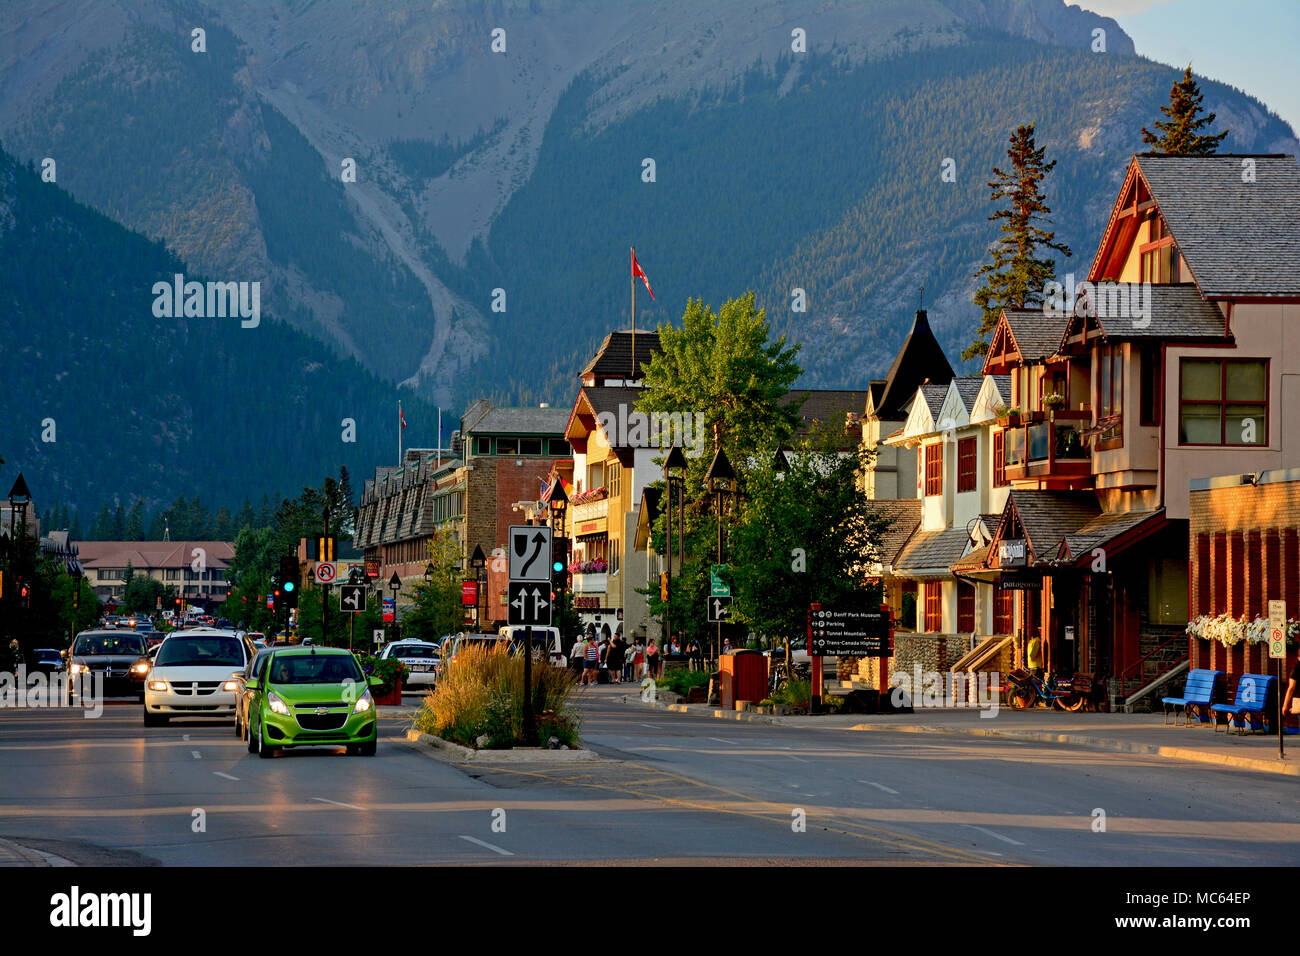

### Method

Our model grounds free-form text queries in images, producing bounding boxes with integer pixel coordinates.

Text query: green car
[244,647,381,758]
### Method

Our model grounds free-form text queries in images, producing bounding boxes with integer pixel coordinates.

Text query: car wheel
[359,737,377,757]
[247,715,258,753]
[257,720,276,759]
[234,709,243,737]
[143,707,167,727]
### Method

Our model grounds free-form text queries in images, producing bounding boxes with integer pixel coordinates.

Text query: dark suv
[69,630,149,697]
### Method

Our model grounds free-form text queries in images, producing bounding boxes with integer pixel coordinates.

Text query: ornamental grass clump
[414,642,580,749]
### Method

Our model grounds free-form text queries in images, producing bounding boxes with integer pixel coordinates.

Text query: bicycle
[1003,669,1085,711]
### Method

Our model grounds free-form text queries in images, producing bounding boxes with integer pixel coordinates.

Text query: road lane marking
[458,835,513,856]
[964,824,1024,846]
[859,781,899,794]
[785,754,808,763]
[310,797,365,811]
[191,751,201,759]
[213,772,239,781]
[707,737,741,745]
[639,723,660,729]
[183,735,190,741]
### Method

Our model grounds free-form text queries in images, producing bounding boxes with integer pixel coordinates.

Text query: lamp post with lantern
[702,444,736,668]
[470,544,486,631]
[662,445,688,655]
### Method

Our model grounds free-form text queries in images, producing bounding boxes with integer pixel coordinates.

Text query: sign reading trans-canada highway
[807,606,891,657]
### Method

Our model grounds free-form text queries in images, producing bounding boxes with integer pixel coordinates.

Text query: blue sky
[1071,0,1300,137]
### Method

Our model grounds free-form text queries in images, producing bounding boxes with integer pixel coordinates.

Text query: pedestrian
[632,638,646,678]
[687,639,701,670]
[645,638,660,678]
[607,636,626,684]
[583,632,601,685]
[1026,632,1043,681]
[1282,654,1300,724]
[570,635,586,678]
[722,637,733,654]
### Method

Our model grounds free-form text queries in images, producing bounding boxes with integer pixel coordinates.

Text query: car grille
[172,681,224,696]
[296,713,348,731]
[294,702,348,709]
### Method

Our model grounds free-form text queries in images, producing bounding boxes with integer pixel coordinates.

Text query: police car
[377,640,440,687]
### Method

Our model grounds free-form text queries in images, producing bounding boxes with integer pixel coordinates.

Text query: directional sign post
[1268,599,1286,759]
[508,525,552,747]
[508,581,551,627]
[509,525,553,581]
[339,585,366,614]
[707,595,732,623]
[314,562,338,585]
[807,606,892,657]
[710,565,730,598]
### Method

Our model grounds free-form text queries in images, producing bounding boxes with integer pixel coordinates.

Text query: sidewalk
[616,688,1300,777]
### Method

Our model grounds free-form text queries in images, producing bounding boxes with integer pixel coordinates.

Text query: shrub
[655,669,711,698]
[413,643,581,748]
[772,678,811,709]
[355,654,408,696]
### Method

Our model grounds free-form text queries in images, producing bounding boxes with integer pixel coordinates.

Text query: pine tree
[1141,65,1229,156]
[967,123,1071,360]
[90,504,112,540]
[125,500,145,541]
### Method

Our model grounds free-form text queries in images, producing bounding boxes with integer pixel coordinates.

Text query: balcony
[572,572,608,594]
[1005,411,1092,484]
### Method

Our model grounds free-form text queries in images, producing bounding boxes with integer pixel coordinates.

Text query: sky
[1069,0,1300,137]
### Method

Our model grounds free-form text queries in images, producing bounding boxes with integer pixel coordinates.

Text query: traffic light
[660,572,669,602]
[551,538,569,596]
[279,555,300,609]
[19,580,30,608]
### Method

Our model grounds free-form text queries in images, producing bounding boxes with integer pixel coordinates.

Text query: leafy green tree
[401,530,464,642]
[122,573,170,614]
[1141,65,1228,156]
[728,428,893,649]
[967,123,1071,360]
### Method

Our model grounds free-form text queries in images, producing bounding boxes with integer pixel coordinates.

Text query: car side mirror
[368,675,383,687]
[245,679,259,691]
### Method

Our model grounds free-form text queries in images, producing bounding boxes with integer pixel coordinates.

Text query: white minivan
[143,629,253,726]
[497,626,566,667]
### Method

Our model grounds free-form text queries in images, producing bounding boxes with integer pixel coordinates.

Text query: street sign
[710,565,730,597]
[314,562,338,584]
[1268,600,1286,629]
[508,581,551,627]
[365,556,380,579]
[382,597,395,623]
[1270,600,1287,659]
[707,595,732,622]
[807,606,891,657]
[373,628,385,645]
[462,580,478,607]
[508,525,552,582]
[339,585,366,613]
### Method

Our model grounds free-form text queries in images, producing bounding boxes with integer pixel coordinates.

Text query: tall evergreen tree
[111,504,126,540]
[1141,64,1229,155]
[125,500,145,541]
[966,122,1071,360]
[90,504,112,540]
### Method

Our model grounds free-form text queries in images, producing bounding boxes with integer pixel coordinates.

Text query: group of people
[568,629,712,685]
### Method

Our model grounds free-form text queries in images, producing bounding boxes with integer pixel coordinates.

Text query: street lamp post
[470,544,486,632]
[388,572,402,646]
[662,445,688,657]
[702,445,736,669]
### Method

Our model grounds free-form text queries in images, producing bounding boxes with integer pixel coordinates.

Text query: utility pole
[321,506,330,646]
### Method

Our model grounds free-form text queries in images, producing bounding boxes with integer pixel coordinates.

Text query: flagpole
[630,245,636,382]
[398,399,403,464]
[437,408,442,467]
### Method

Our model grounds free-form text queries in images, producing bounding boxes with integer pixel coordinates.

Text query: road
[0,692,1295,865]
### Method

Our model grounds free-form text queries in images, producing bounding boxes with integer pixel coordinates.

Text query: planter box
[374,678,403,706]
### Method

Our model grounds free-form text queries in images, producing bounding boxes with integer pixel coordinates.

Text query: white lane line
[458,835,514,856]
[859,780,899,794]
[707,736,741,745]
[213,771,239,781]
[639,723,660,729]
[310,797,366,811]
[964,824,1024,847]
[191,751,201,759]
[183,735,190,741]
[785,754,808,763]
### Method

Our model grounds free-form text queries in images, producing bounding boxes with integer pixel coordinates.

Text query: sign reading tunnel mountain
[808,606,891,657]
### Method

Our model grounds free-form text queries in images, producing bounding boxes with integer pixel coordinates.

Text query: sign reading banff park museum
[807,606,891,657]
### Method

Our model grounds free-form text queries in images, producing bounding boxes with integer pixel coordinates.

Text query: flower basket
[1006,411,1021,427]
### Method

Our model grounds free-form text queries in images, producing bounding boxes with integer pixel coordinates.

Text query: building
[980,152,1300,707]
[77,541,234,605]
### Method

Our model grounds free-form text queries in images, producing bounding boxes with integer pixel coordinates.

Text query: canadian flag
[631,248,655,301]
[399,405,407,430]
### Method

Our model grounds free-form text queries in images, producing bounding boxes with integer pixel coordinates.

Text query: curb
[402,729,599,762]
[617,695,1299,777]
[0,837,76,867]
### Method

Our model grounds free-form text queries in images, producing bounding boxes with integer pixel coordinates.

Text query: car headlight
[222,680,239,691]
[132,663,150,674]
[147,679,168,691]
[267,691,291,716]
[353,689,373,714]
[70,661,88,675]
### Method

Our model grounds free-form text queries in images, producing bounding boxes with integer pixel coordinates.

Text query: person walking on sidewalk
[645,639,660,679]
[583,635,601,685]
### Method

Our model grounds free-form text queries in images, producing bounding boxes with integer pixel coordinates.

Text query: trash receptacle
[719,649,768,709]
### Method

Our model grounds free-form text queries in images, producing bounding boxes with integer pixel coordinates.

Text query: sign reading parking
[339,585,366,613]
[508,581,551,627]
[314,562,337,584]
[707,595,732,622]
[508,525,552,582]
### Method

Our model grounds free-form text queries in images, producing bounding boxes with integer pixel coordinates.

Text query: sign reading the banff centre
[808,606,891,657]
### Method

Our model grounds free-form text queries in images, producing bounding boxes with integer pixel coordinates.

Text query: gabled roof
[1091,154,1300,299]
[893,526,973,577]
[995,491,1101,565]
[579,330,664,381]
[1061,283,1230,345]
[1055,509,1168,565]
[920,383,948,420]
[951,377,984,413]
[1004,309,1069,361]
[873,310,955,420]
[468,406,571,436]
[864,499,922,567]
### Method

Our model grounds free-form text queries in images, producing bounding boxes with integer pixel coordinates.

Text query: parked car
[243,647,381,757]
[68,630,149,698]
[143,629,254,726]
[378,641,440,687]
[28,648,65,676]
[497,625,567,666]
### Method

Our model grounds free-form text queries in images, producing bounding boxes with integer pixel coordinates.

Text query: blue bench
[1162,669,1223,725]
[1210,673,1276,734]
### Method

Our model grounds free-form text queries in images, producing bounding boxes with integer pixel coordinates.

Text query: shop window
[496,437,518,455]
[519,438,542,455]
[549,439,571,456]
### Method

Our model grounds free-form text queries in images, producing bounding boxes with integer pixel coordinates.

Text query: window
[1139,243,1179,283]
[957,437,977,493]
[957,582,975,633]
[1139,344,1160,427]
[924,443,943,497]
[496,437,518,455]
[608,461,622,501]
[1096,344,1123,446]
[1179,359,1267,445]
[994,587,1014,635]
[992,430,1008,487]
[548,439,571,456]
[923,581,942,632]
[519,438,542,455]
[475,437,491,455]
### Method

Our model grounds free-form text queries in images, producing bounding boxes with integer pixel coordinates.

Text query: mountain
[0,147,438,517]
[1,0,1296,490]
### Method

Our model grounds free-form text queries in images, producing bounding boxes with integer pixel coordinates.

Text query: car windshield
[392,645,435,658]
[155,636,245,668]
[36,651,61,662]
[73,634,144,656]
[268,654,363,685]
